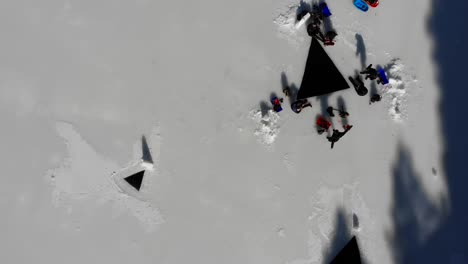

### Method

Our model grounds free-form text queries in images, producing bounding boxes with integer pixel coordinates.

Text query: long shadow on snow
[322,208,352,264]
[281,71,300,110]
[387,143,448,263]
[296,0,312,20]
[259,101,271,117]
[386,0,468,263]
[142,135,153,164]
[355,34,367,70]
[336,96,349,127]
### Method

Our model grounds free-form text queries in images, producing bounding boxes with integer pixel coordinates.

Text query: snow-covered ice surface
[1,0,466,263]
[48,122,164,231]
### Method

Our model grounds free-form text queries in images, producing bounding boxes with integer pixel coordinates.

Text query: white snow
[0,0,448,263]
[48,122,164,232]
[381,58,420,122]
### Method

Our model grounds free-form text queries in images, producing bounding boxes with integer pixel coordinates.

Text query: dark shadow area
[281,71,289,90]
[352,213,359,230]
[386,0,468,262]
[321,2,335,33]
[355,34,366,70]
[142,135,153,164]
[259,101,270,117]
[387,143,448,263]
[369,82,377,98]
[270,92,280,101]
[296,0,312,21]
[124,170,145,191]
[289,83,300,101]
[369,81,378,104]
[322,208,352,264]
[281,71,300,106]
[337,96,348,127]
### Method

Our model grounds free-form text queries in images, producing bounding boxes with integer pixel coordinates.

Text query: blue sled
[354,0,369,12]
[378,69,389,85]
[320,3,332,17]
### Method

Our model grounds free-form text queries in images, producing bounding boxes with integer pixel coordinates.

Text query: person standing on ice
[370,94,382,104]
[327,125,353,149]
[360,64,381,83]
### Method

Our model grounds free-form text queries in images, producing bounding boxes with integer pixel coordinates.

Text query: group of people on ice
[270,87,353,149]
[298,3,337,46]
[268,1,389,149]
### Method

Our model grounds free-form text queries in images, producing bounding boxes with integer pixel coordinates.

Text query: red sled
[364,0,379,7]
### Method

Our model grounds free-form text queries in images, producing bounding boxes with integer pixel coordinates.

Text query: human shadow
[337,96,349,127]
[281,71,289,90]
[259,101,271,117]
[281,72,299,107]
[142,135,153,164]
[387,1,468,262]
[322,208,352,264]
[321,3,335,33]
[369,81,378,103]
[317,94,330,118]
[355,34,367,70]
[296,0,312,21]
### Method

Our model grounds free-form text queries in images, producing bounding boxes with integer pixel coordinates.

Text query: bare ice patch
[249,109,280,147]
[382,58,420,122]
[47,122,164,232]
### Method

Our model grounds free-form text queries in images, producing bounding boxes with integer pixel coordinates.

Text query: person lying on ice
[360,64,381,83]
[282,86,312,113]
[270,97,284,113]
[327,125,353,149]
[291,99,312,113]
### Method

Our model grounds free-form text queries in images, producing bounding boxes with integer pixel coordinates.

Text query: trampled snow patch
[287,184,380,264]
[249,109,281,146]
[382,58,419,122]
[273,3,308,47]
[47,122,164,232]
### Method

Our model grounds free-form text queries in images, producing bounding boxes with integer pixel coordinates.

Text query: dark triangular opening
[124,170,145,191]
[297,37,350,100]
[330,236,362,264]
